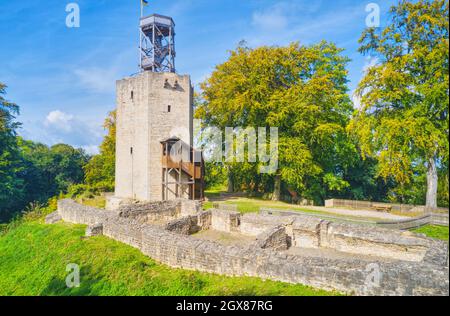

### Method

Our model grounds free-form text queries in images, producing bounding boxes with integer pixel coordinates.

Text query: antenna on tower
[139,0,176,73]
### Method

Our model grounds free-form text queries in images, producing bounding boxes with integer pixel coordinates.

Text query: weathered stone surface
[45,212,62,224]
[165,216,200,235]
[115,72,193,202]
[55,199,449,296]
[324,222,431,262]
[240,213,294,236]
[118,200,180,224]
[210,209,240,233]
[255,226,289,251]
[86,223,103,237]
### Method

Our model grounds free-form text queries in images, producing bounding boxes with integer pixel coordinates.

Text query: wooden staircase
[161,137,205,200]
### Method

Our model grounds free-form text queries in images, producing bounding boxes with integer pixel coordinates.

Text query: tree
[1,81,89,222]
[83,110,116,191]
[197,42,354,203]
[0,83,24,221]
[18,140,88,201]
[351,0,449,208]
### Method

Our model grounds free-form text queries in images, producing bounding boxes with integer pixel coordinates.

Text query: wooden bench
[373,204,393,213]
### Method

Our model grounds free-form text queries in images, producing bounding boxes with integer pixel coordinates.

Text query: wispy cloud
[74,67,118,94]
[246,1,365,46]
[252,5,289,31]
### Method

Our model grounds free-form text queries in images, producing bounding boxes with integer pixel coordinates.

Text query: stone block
[255,226,289,251]
[211,209,240,233]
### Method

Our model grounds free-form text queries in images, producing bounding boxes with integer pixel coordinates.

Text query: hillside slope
[0,221,338,296]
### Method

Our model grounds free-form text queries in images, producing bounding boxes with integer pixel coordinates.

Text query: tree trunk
[227,166,234,193]
[272,174,281,201]
[426,156,438,211]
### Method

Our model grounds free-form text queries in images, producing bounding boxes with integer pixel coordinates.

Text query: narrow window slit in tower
[131,91,134,100]
[168,105,171,113]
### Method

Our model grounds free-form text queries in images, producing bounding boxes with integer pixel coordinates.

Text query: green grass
[0,221,340,296]
[204,193,382,222]
[412,225,449,241]
[79,196,106,209]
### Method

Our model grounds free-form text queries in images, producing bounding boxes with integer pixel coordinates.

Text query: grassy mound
[0,221,339,296]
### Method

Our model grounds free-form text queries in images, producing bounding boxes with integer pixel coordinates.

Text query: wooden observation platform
[161,137,205,201]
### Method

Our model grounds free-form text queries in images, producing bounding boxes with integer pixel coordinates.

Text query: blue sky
[0,0,398,154]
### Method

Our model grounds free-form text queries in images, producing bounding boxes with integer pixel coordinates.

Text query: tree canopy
[350,0,449,208]
[197,41,359,203]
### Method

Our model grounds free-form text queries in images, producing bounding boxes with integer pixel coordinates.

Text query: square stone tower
[114,71,193,202]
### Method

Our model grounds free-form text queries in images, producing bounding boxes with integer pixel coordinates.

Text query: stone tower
[112,71,193,204]
[106,12,203,210]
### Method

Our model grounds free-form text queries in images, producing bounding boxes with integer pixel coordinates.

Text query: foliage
[0,196,58,236]
[19,139,88,200]
[204,162,227,190]
[350,0,449,206]
[0,83,25,220]
[197,42,355,204]
[0,222,339,296]
[1,81,89,222]
[83,110,116,190]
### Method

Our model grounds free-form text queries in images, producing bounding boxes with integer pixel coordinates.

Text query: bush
[0,197,58,236]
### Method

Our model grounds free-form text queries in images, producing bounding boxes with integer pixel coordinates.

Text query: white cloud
[44,110,74,132]
[20,110,105,155]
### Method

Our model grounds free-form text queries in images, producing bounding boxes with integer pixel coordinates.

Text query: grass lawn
[0,221,340,296]
[412,225,449,241]
[204,192,383,222]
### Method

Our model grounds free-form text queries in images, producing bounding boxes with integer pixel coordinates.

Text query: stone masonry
[52,199,449,296]
[114,72,193,203]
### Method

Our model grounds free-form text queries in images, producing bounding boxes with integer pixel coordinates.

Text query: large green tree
[197,42,354,203]
[351,0,449,208]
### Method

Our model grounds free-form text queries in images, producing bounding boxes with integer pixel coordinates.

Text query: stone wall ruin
[51,199,449,296]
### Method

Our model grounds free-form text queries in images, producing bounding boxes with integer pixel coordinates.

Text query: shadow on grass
[40,265,109,296]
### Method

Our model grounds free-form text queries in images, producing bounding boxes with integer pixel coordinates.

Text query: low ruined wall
[431,213,449,226]
[240,213,294,236]
[165,216,204,235]
[117,200,180,224]
[114,199,201,225]
[57,199,114,225]
[291,217,324,249]
[377,215,432,230]
[254,226,289,251]
[258,208,442,262]
[139,227,448,296]
[210,209,240,233]
[165,216,198,235]
[56,199,449,296]
[325,199,449,214]
[324,223,434,262]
